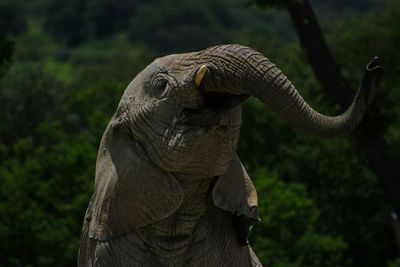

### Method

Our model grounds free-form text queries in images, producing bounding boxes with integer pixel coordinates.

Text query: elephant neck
[149,174,215,231]
[117,172,255,266]
[120,175,256,266]
[141,175,216,262]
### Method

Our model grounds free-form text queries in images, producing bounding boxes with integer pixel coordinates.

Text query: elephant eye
[152,75,168,93]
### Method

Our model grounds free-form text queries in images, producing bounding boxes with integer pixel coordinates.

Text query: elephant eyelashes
[152,74,169,96]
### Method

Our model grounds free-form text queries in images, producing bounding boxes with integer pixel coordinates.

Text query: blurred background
[1,0,400,266]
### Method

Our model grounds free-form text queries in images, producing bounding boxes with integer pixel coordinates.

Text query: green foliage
[13,21,58,63]
[0,126,95,266]
[1,0,400,266]
[239,1,400,264]
[252,0,379,11]
[43,0,86,46]
[69,36,153,83]
[0,0,26,78]
[0,64,69,152]
[251,172,347,266]
[241,98,394,266]
[251,0,295,9]
[0,37,13,78]
[0,61,125,266]
[127,0,235,53]
[43,0,138,45]
[328,0,400,154]
[0,64,94,266]
[38,0,294,55]
[389,259,400,267]
[0,0,26,37]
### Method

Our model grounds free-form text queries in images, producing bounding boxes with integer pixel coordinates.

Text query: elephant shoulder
[88,124,183,240]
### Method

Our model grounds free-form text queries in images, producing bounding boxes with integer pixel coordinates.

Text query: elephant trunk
[199,45,383,137]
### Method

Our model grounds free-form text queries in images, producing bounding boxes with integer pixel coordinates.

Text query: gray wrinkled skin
[78,44,383,266]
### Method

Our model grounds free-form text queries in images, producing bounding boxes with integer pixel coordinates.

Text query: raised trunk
[200,45,383,137]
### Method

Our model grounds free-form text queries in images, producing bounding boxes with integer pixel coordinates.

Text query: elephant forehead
[154,52,199,71]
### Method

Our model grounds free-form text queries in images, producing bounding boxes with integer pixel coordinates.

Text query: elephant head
[107,44,382,176]
[81,44,383,265]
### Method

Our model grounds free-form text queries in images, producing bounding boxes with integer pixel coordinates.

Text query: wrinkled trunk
[199,45,383,137]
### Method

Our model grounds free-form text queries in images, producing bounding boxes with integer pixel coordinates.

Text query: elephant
[78,44,383,266]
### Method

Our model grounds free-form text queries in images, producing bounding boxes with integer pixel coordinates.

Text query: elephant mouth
[159,92,245,170]
[181,107,239,129]
[180,92,248,129]
[201,92,249,112]
[161,92,246,155]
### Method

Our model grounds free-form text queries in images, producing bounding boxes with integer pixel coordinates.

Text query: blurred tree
[0,65,67,145]
[128,0,235,54]
[241,98,395,267]
[42,0,237,53]
[0,63,124,266]
[2,0,399,266]
[242,0,400,265]
[44,0,87,46]
[0,64,86,266]
[0,0,26,77]
[83,0,137,39]
[254,0,400,218]
[251,172,348,266]
[390,258,400,267]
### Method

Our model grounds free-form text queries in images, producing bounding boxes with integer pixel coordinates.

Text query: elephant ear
[88,118,183,241]
[212,155,260,245]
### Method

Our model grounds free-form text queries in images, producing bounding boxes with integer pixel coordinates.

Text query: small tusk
[195,65,207,87]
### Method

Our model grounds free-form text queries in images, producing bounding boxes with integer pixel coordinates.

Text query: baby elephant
[78,44,383,266]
